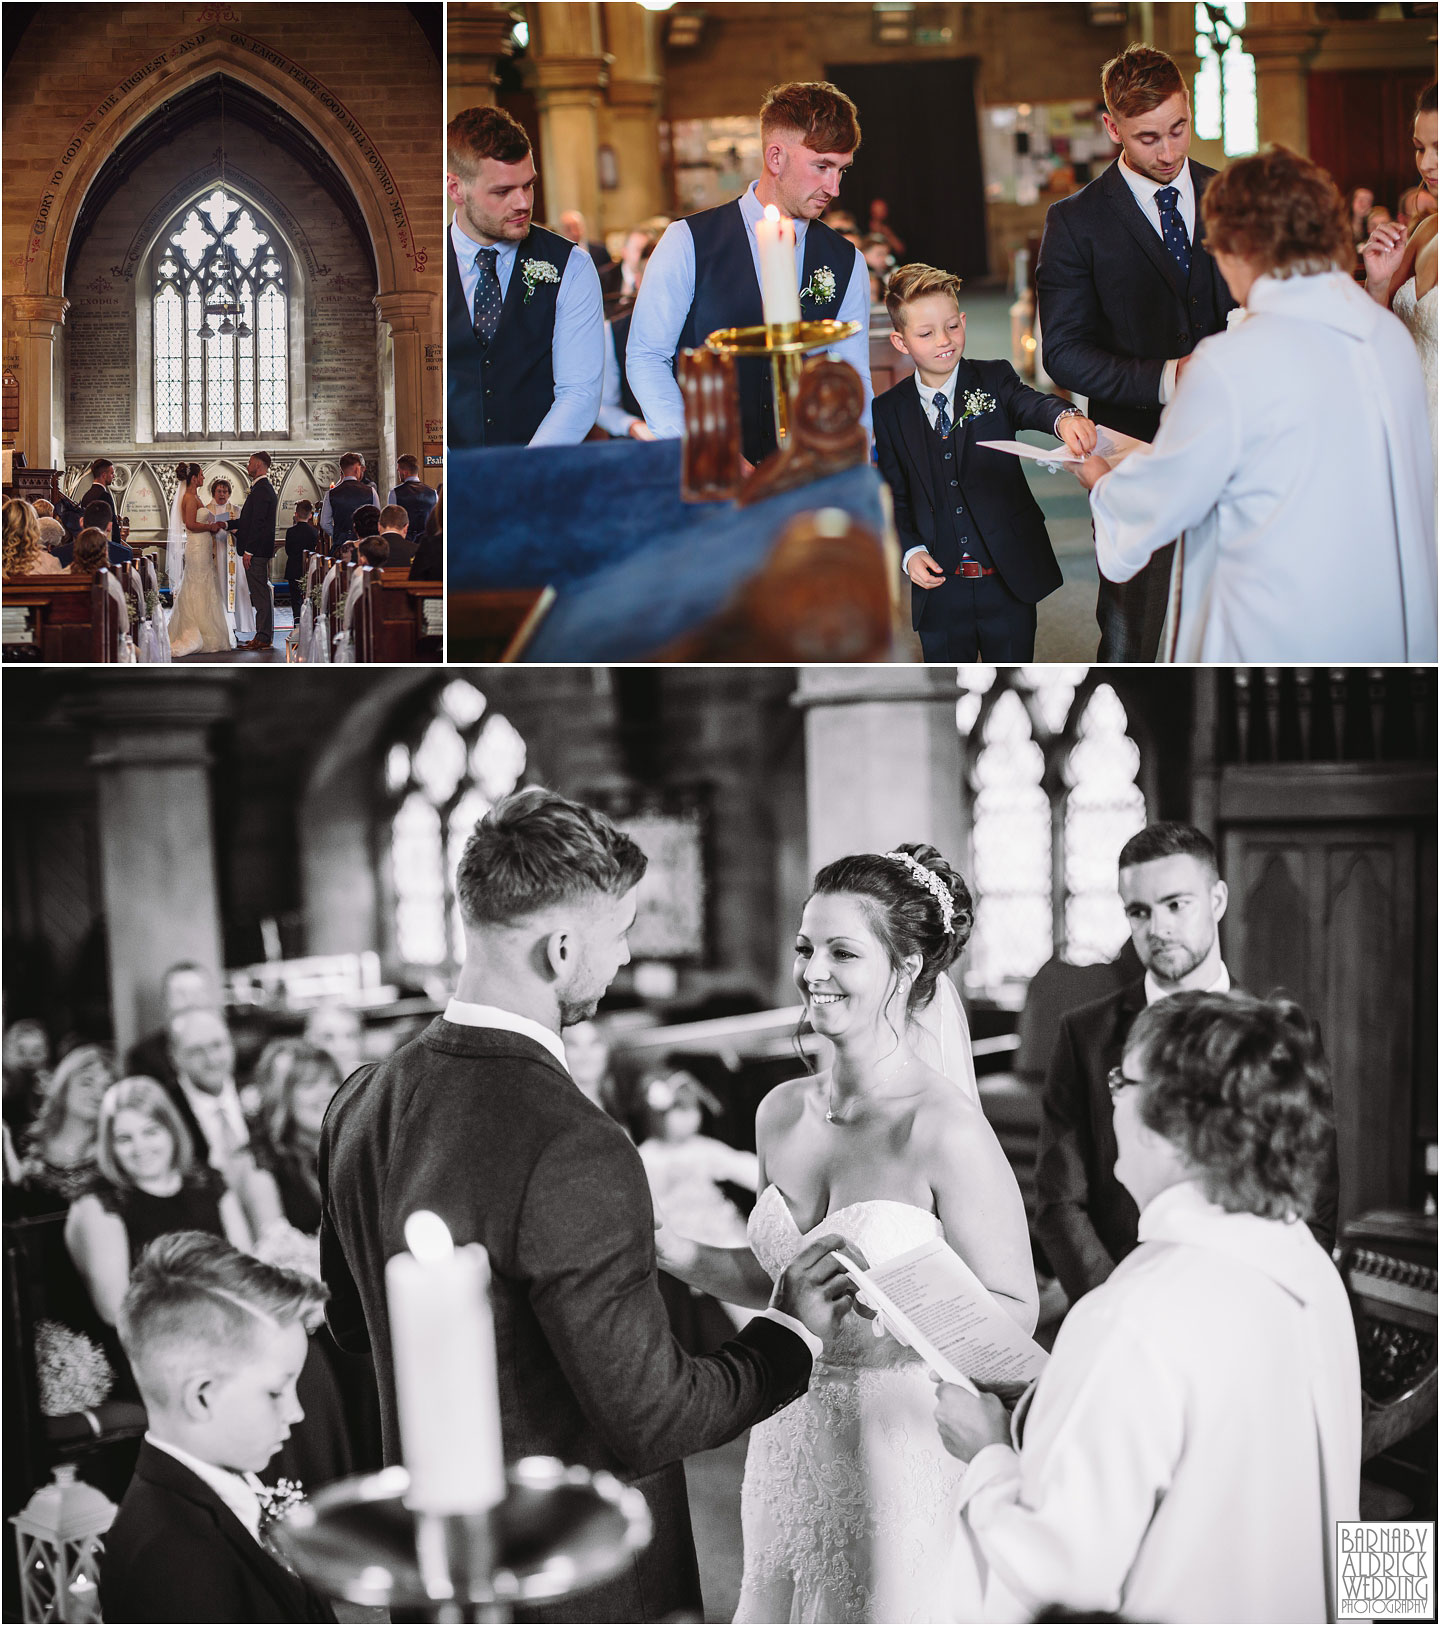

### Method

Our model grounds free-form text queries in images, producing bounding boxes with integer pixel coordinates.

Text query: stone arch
[24,26,426,307]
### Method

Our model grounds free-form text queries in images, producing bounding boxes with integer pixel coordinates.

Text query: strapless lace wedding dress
[737,1185,981,1624]
[1393,276,1437,451]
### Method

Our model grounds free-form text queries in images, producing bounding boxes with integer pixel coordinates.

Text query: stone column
[600,3,666,236]
[793,668,965,876]
[4,294,68,471]
[85,678,233,1056]
[374,290,437,485]
[1241,8,1324,153]
[527,3,611,228]
[448,5,517,120]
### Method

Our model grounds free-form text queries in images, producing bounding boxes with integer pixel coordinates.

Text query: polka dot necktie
[933,392,952,438]
[1155,186,1192,276]
[473,247,503,347]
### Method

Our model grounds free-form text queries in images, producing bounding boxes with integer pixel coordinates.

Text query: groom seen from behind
[319,788,857,1624]
[234,452,278,650]
[1037,46,1234,661]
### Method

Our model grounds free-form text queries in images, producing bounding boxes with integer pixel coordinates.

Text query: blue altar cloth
[449,440,891,661]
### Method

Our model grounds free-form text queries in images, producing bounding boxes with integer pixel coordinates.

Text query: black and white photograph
[2,664,1435,1624]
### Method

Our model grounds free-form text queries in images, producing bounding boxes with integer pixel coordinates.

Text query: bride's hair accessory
[883,851,955,935]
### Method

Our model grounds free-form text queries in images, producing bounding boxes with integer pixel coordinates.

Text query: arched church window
[959,670,1146,1000]
[384,680,529,976]
[153,187,288,438]
[1194,2,1258,158]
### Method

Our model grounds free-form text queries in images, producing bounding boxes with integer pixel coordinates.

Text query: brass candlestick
[704,319,861,444]
[276,1459,652,1625]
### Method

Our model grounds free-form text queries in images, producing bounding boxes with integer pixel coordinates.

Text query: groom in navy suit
[234,452,278,649]
[320,788,855,1623]
[1037,45,1234,661]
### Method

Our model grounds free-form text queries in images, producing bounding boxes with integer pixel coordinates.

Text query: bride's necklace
[825,1046,910,1125]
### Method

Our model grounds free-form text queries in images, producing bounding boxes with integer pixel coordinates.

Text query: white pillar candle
[755,204,801,327]
[385,1211,507,1515]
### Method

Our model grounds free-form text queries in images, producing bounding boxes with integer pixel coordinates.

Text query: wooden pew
[351,566,444,662]
[2,570,122,662]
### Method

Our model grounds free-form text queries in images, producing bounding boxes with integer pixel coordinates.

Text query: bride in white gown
[657,845,1037,1624]
[167,463,231,657]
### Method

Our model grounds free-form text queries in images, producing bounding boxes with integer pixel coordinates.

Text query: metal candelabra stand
[277,1458,652,1624]
[705,318,862,443]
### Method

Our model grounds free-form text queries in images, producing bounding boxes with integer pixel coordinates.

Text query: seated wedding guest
[125,961,216,1093]
[100,1232,336,1624]
[1366,202,1395,234]
[628,80,873,466]
[1363,82,1437,449]
[81,500,132,567]
[165,1008,284,1238]
[1398,183,1435,229]
[3,1018,53,1135]
[862,231,895,302]
[385,453,437,543]
[66,1077,253,1326]
[284,500,318,628]
[3,498,65,575]
[347,504,382,548]
[408,487,443,581]
[561,1018,621,1119]
[13,1044,114,1213]
[69,525,111,575]
[317,454,380,550]
[874,263,1096,661]
[613,220,669,310]
[376,505,416,568]
[936,990,1360,1625]
[343,538,388,632]
[868,195,905,257]
[560,207,614,272]
[1077,144,1437,661]
[447,105,604,448]
[1347,184,1376,247]
[302,1003,364,1083]
[598,237,659,440]
[37,512,68,555]
[249,1042,371,1486]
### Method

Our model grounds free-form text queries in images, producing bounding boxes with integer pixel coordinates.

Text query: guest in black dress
[252,1042,380,1477]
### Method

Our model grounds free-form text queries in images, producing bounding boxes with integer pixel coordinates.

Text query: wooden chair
[2,571,121,662]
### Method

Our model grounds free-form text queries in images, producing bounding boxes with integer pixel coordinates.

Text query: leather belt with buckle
[957,561,995,578]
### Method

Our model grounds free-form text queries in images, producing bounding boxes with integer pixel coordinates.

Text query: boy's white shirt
[144,1431,263,1541]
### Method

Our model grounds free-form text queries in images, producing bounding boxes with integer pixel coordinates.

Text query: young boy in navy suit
[101,1233,335,1624]
[873,263,1096,661]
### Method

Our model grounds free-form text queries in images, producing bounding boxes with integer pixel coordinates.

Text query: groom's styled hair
[449,105,532,179]
[760,82,861,156]
[1118,821,1218,877]
[456,788,647,928]
[1101,45,1186,119]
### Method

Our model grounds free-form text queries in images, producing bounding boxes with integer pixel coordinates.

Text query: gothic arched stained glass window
[153,188,288,438]
[386,680,529,975]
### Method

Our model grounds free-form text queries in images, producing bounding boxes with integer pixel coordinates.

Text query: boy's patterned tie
[474,247,503,345]
[933,392,952,438]
[1155,186,1192,275]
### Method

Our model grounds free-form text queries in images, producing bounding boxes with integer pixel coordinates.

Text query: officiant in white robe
[935,990,1361,1626]
[1077,147,1436,664]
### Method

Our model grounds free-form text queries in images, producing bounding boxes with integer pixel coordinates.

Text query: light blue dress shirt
[450,217,604,447]
[625,182,873,441]
[596,321,642,438]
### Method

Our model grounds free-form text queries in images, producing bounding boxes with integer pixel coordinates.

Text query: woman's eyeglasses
[1107,1065,1142,1099]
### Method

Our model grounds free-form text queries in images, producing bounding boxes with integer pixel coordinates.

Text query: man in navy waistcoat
[447,105,604,450]
[627,81,873,468]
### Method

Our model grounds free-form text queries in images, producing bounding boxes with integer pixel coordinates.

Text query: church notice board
[448,440,892,662]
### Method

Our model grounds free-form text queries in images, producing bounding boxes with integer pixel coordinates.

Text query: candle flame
[764,204,780,222]
[405,1210,454,1263]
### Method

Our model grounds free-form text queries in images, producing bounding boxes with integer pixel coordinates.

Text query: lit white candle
[385,1211,506,1515]
[755,203,801,327]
